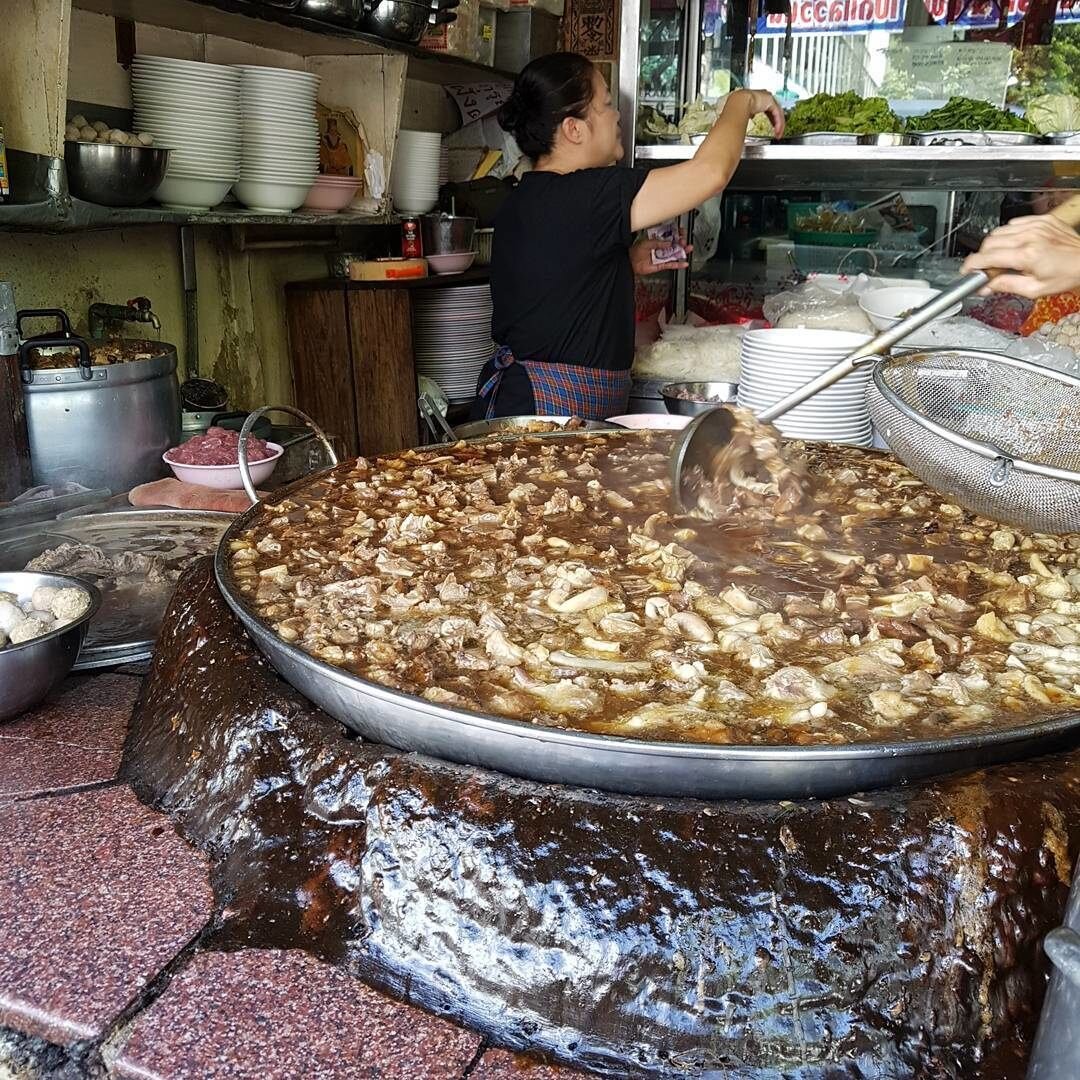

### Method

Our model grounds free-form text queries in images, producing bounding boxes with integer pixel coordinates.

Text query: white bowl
[163,442,283,489]
[240,94,317,110]
[133,88,240,106]
[166,167,239,184]
[607,413,692,430]
[154,175,234,209]
[233,178,312,212]
[237,66,320,83]
[858,287,962,331]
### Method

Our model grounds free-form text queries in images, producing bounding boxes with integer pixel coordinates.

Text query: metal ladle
[671,196,1080,514]
[670,272,989,512]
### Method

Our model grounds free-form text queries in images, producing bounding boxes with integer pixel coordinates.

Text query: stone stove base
[124,558,1080,1078]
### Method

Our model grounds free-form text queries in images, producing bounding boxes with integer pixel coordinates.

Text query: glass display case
[620,0,1080,312]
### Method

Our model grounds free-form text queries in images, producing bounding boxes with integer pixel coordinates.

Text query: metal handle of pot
[16,308,73,339]
[17,333,93,385]
[237,405,339,506]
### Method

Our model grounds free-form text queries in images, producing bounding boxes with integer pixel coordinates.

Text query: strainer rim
[873,349,1080,483]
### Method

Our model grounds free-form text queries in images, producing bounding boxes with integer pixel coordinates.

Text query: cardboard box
[493,9,560,73]
[482,0,563,16]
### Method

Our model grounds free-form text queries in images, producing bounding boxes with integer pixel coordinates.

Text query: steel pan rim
[214,484,1080,770]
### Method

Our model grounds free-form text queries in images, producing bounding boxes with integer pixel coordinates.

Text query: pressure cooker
[17,309,181,493]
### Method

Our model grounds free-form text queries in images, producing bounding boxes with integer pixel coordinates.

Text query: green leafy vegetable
[905,96,1037,134]
[784,92,903,137]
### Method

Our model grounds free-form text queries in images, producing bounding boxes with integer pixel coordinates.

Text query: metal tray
[784,132,860,145]
[0,509,230,669]
[213,472,1080,800]
[911,130,1039,146]
[1046,131,1080,146]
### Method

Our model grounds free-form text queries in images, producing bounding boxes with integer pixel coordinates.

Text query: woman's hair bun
[497,52,595,162]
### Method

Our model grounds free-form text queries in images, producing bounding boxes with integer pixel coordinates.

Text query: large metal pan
[213,467,1080,800]
[451,416,620,440]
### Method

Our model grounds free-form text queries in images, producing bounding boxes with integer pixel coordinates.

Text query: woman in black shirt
[471,52,783,420]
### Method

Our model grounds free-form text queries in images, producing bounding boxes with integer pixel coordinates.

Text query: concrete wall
[0,226,327,412]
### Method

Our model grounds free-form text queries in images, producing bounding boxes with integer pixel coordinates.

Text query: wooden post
[0,282,32,501]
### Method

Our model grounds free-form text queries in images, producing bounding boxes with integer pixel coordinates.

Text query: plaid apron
[479,346,631,421]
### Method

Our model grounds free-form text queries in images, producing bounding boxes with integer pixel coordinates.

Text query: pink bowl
[302,176,363,213]
[162,442,283,490]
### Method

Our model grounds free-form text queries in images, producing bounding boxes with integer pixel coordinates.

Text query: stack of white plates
[235,65,320,214]
[131,54,241,211]
[438,142,449,186]
[391,130,442,214]
[412,284,493,403]
[738,328,874,447]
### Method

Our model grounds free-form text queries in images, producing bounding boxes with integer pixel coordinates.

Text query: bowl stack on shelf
[737,328,874,447]
[236,65,320,213]
[131,55,241,211]
[411,283,494,403]
[302,174,363,213]
[390,130,442,213]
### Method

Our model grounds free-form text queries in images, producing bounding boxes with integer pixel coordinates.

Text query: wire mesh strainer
[867,350,1080,534]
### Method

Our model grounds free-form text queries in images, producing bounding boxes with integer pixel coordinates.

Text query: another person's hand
[631,231,692,275]
[743,90,785,139]
[962,214,1080,298]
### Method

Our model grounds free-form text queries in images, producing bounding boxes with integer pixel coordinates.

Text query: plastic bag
[763,281,875,333]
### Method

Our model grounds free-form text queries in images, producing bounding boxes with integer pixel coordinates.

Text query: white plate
[134,53,237,71]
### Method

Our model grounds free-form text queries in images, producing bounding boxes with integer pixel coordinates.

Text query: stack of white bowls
[390,130,442,214]
[738,329,874,447]
[131,55,240,211]
[235,65,320,214]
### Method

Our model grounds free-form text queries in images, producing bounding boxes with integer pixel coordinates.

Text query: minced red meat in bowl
[166,427,275,467]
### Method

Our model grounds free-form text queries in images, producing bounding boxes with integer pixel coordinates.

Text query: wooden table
[284,269,491,458]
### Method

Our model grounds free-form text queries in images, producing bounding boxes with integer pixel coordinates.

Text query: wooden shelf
[286,267,491,291]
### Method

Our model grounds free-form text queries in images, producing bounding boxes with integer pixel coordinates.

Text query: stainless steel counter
[635,143,1080,192]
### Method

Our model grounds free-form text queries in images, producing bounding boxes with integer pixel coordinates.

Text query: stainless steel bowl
[0,571,101,722]
[421,213,477,255]
[357,0,432,43]
[661,381,739,416]
[64,141,171,207]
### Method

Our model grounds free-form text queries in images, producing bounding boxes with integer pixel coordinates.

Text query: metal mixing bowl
[661,381,739,416]
[64,141,171,207]
[0,572,101,722]
[357,0,433,43]
[421,213,477,255]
